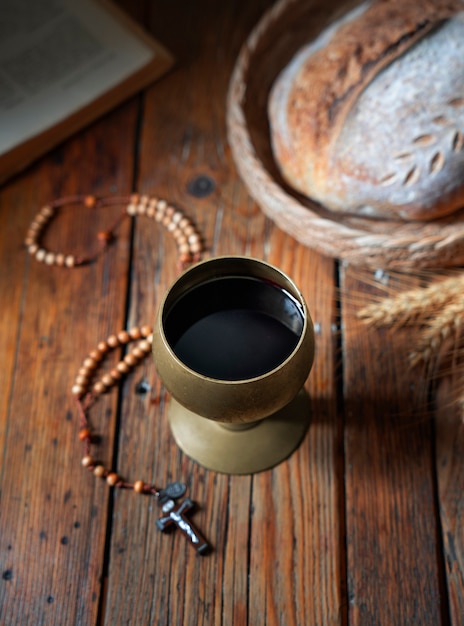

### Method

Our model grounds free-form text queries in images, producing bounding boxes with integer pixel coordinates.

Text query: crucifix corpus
[157,495,210,555]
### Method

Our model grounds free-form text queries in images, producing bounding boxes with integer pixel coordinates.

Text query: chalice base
[167,389,310,474]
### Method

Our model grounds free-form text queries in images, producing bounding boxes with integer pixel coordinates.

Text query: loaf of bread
[268,0,464,221]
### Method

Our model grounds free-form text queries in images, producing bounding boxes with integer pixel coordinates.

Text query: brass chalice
[153,256,315,474]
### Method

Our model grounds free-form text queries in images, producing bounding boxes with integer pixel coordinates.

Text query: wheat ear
[358,274,464,327]
[408,299,464,367]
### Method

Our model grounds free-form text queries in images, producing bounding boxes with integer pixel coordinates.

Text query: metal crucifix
[156,483,209,555]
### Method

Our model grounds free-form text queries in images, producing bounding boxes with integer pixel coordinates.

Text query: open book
[0,0,174,184]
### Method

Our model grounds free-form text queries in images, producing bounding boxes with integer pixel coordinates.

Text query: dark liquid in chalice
[164,276,304,380]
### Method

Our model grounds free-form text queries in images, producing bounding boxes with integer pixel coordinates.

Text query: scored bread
[268,0,464,221]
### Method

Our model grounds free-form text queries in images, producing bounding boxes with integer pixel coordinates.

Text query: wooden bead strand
[71,325,154,399]
[27,194,210,550]
[125,193,203,267]
[25,193,204,269]
[72,324,164,495]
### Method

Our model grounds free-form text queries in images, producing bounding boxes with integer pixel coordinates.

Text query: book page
[0,0,155,156]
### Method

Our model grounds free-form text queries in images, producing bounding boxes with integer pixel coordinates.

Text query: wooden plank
[102,1,342,625]
[341,267,444,625]
[435,379,464,625]
[0,103,137,625]
[100,0,267,620]
[0,185,32,482]
[249,236,341,626]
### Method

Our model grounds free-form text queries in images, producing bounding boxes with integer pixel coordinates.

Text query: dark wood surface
[0,1,462,625]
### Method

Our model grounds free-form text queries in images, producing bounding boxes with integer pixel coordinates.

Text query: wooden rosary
[25,193,210,554]
[24,192,202,269]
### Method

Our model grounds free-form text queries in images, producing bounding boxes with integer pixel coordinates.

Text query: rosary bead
[117,330,130,344]
[154,210,164,223]
[147,199,158,217]
[138,340,152,353]
[79,428,92,442]
[190,241,202,254]
[40,205,54,217]
[89,349,103,361]
[124,353,138,367]
[179,243,190,255]
[93,381,106,395]
[75,374,88,386]
[178,217,191,229]
[97,231,112,242]
[106,472,119,486]
[101,374,114,387]
[29,221,42,232]
[97,341,109,353]
[116,361,130,374]
[179,253,192,266]
[83,357,97,370]
[110,368,122,380]
[71,384,85,396]
[172,228,184,242]
[171,211,184,224]
[165,206,175,218]
[28,244,39,255]
[84,195,96,208]
[45,252,55,265]
[156,199,167,212]
[140,325,152,337]
[93,465,106,478]
[127,194,140,215]
[131,346,145,359]
[35,248,47,262]
[55,253,65,266]
[133,480,145,494]
[129,326,142,340]
[107,335,119,348]
[167,221,177,232]
[183,225,196,237]
[65,255,75,268]
[162,215,171,228]
[81,455,94,468]
[35,213,49,225]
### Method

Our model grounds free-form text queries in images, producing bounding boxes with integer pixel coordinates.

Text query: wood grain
[341,267,445,625]
[0,104,138,625]
[101,2,342,624]
[247,234,342,626]
[1,1,462,625]
[435,379,464,625]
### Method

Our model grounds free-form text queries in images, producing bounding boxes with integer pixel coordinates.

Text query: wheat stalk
[357,270,464,422]
[357,273,464,327]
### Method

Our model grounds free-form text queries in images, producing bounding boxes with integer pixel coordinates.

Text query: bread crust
[269,0,464,220]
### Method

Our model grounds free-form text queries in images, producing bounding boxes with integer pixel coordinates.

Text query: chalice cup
[153,256,315,474]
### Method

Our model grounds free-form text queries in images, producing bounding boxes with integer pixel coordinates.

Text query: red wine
[164,276,304,380]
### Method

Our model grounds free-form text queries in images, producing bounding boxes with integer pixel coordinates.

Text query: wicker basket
[226,0,464,269]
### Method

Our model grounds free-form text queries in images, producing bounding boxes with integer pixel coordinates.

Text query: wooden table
[1,1,462,624]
